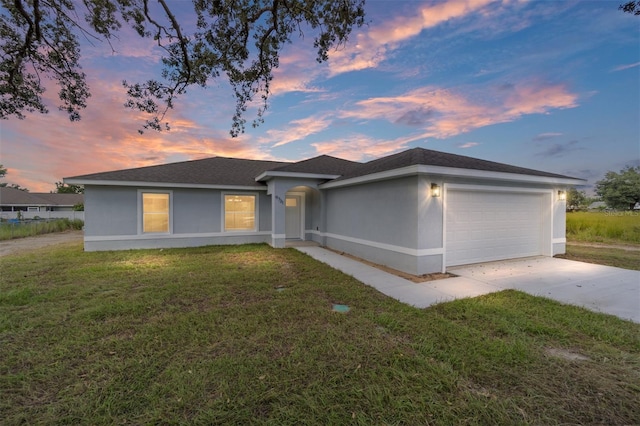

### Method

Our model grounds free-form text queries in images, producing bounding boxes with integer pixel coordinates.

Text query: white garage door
[446,190,544,267]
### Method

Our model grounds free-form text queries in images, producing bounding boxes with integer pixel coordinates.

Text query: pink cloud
[341,81,578,139]
[458,142,480,148]
[329,0,497,75]
[258,115,333,148]
[503,84,578,117]
[1,75,273,192]
[311,134,417,161]
[269,49,326,95]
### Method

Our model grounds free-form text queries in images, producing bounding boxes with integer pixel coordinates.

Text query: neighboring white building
[0,187,83,212]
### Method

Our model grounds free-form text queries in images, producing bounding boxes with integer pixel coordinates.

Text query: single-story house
[64,147,584,275]
[0,187,83,212]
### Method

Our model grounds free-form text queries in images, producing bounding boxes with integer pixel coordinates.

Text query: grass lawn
[558,244,640,271]
[562,211,640,269]
[1,243,639,425]
[566,211,640,245]
[0,218,84,241]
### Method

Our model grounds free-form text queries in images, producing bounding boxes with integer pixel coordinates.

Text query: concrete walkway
[295,247,640,323]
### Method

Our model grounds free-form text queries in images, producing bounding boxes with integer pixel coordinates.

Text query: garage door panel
[446,190,544,267]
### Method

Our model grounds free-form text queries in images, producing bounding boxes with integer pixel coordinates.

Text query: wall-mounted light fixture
[431,183,441,197]
[558,190,566,201]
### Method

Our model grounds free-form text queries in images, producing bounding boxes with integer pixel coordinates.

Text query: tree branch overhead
[0,0,366,136]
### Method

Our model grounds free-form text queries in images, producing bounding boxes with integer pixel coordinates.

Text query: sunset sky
[1,0,638,193]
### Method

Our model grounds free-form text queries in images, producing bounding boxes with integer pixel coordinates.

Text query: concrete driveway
[297,247,640,323]
[448,257,640,323]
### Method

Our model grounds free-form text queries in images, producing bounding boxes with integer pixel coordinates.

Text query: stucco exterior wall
[82,174,570,273]
[83,185,272,251]
[172,189,220,234]
[325,176,419,248]
[320,175,567,275]
[553,190,568,255]
[84,186,137,236]
[321,176,430,275]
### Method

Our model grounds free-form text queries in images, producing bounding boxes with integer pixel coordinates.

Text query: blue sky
[1,0,638,193]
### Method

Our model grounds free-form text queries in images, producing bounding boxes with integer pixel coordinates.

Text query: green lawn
[559,244,640,271]
[0,218,84,240]
[1,243,639,425]
[566,211,640,245]
[562,211,640,269]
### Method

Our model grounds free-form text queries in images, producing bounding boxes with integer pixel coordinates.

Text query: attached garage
[445,186,552,267]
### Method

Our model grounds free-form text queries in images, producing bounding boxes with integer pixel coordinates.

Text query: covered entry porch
[257,175,330,249]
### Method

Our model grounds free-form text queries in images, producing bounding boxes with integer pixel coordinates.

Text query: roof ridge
[336,146,579,181]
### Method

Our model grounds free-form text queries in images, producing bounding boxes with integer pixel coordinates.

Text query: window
[285,197,297,207]
[142,192,170,233]
[224,194,256,231]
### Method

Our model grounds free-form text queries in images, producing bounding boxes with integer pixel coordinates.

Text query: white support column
[269,181,287,248]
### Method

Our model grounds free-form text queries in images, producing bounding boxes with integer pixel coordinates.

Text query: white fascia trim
[552,238,567,244]
[64,179,267,191]
[85,231,271,242]
[319,165,421,189]
[255,171,340,182]
[445,183,553,194]
[319,164,586,189]
[305,230,443,257]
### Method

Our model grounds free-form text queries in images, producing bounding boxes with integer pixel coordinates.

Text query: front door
[285,195,302,239]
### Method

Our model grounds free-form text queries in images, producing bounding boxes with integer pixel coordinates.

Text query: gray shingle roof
[65,148,578,186]
[0,187,83,206]
[66,157,289,187]
[270,155,360,175]
[337,147,575,181]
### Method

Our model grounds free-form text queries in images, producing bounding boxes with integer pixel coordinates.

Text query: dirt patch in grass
[545,347,591,362]
[0,230,83,257]
[567,241,640,251]
[326,248,455,282]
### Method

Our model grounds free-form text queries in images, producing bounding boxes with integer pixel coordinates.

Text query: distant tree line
[595,166,640,211]
[568,166,640,212]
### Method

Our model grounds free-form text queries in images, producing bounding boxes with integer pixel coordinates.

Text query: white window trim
[138,189,173,235]
[221,192,259,233]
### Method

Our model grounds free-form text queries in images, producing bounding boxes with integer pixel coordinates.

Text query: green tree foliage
[5,183,29,191]
[620,1,640,15]
[566,188,589,212]
[1,0,365,136]
[0,164,28,190]
[595,166,640,210]
[0,163,7,188]
[55,181,84,194]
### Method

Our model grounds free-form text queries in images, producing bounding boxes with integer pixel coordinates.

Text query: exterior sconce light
[558,190,566,201]
[431,183,441,197]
